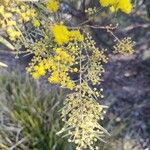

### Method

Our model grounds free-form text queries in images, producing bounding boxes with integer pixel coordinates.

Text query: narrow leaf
[0,62,8,67]
[0,35,15,50]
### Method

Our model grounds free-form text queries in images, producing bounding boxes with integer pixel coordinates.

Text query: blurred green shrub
[0,71,73,150]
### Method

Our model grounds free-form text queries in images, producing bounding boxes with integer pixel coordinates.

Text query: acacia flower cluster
[27,24,84,90]
[114,37,135,55]
[26,25,110,149]
[27,47,77,90]
[99,0,132,14]
[58,91,108,150]
[46,0,60,13]
[58,45,109,149]
[51,24,84,45]
[0,1,37,41]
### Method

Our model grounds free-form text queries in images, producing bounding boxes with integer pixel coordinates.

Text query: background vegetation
[0,70,73,150]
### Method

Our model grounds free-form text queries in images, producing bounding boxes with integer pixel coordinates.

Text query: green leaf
[0,35,15,50]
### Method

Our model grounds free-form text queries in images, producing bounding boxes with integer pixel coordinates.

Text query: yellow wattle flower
[100,0,132,14]
[51,24,84,45]
[47,0,59,13]
[51,24,70,45]
[118,0,132,14]
[100,0,116,7]
[33,20,40,27]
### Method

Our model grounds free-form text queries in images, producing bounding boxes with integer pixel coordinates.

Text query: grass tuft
[0,71,73,150]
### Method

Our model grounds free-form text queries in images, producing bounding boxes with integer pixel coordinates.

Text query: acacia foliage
[0,0,135,150]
